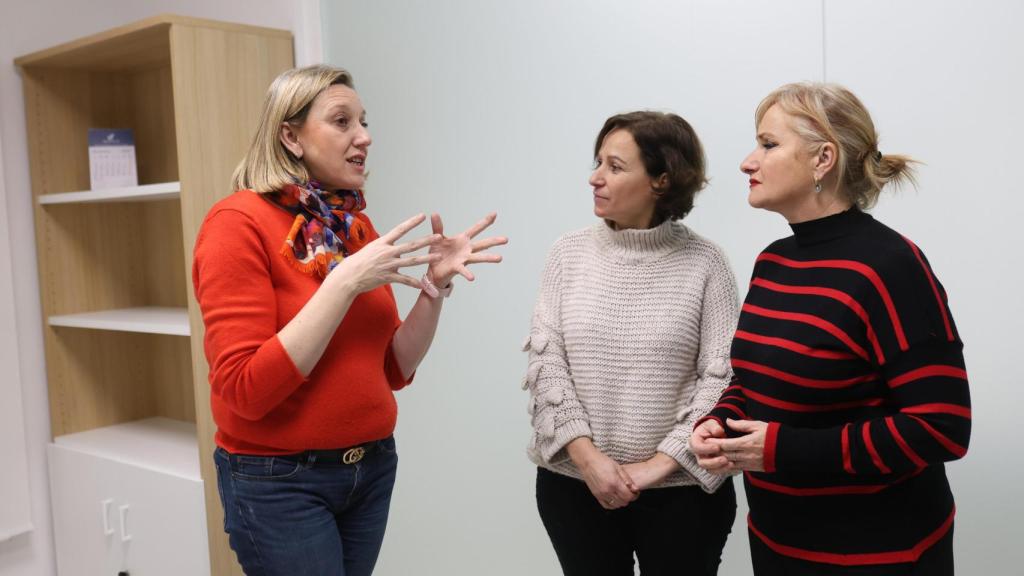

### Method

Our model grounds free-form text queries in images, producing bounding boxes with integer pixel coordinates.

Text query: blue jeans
[213,437,399,576]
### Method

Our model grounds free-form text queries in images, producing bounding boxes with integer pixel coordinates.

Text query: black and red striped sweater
[701,208,970,566]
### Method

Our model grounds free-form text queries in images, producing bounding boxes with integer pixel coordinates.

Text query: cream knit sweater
[524,219,738,492]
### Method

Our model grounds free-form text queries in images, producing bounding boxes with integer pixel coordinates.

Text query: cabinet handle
[101,499,114,536]
[118,504,132,542]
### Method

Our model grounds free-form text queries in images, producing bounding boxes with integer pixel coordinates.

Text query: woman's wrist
[324,263,362,298]
[426,267,454,289]
[420,273,452,299]
[651,452,681,475]
[566,437,598,467]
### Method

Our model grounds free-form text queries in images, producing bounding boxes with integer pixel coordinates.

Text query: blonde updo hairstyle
[755,82,917,209]
[232,64,355,193]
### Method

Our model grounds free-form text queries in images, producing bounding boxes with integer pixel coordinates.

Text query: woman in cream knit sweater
[524,111,739,576]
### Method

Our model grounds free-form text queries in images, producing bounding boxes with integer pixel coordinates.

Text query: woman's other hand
[622,453,680,491]
[706,418,768,473]
[332,213,442,292]
[425,212,507,289]
[692,419,732,474]
[567,438,639,510]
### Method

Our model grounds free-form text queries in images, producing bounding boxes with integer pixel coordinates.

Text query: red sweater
[192,190,412,455]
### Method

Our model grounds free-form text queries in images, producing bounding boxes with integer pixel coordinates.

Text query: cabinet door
[48,444,122,576]
[113,453,210,576]
[48,443,211,576]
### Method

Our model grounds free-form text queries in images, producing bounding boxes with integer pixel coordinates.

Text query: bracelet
[420,274,453,299]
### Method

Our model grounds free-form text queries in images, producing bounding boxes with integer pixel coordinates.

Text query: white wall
[322,1,1023,575]
[826,0,1024,570]
[0,88,33,545]
[0,2,320,574]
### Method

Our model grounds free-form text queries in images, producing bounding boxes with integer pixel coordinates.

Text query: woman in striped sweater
[691,83,971,575]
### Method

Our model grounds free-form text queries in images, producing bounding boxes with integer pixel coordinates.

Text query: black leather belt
[278,437,389,465]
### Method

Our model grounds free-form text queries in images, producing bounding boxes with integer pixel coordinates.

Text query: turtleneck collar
[593,219,688,264]
[789,207,872,247]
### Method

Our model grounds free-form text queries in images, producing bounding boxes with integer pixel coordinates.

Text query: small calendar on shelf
[88,128,138,190]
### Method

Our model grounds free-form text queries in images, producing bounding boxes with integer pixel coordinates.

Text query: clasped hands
[335,212,507,294]
[566,438,679,510]
[690,418,769,475]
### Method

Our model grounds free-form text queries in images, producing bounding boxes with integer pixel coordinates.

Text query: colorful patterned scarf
[267,181,377,279]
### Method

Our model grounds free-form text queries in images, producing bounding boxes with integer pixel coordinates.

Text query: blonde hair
[232,64,354,193]
[755,82,917,209]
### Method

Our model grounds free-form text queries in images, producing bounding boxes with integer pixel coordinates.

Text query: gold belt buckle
[342,447,365,464]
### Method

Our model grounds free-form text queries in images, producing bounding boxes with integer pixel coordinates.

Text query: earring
[814,179,822,193]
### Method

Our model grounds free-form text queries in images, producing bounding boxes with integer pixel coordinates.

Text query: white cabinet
[48,447,119,574]
[48,418,210,576]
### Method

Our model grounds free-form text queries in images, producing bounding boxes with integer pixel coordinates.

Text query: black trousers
[749,524,954,576]
[536,467,736,576]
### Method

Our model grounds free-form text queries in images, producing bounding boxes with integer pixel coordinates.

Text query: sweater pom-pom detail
[527,396,536,415]
[526,361,543,387]
[706,357,731,379]
[520,335,532,352]
[676,406,694,422]
[539,413,556,439]
[531,333,549,354]
[542,388,563,406]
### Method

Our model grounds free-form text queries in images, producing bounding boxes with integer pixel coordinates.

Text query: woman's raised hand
[426,213,508,289]
[332,213,442,293]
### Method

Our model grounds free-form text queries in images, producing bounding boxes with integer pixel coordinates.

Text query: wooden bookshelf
[16,14,294,575]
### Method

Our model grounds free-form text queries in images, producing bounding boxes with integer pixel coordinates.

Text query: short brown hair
[232,65,354,193]
[756,83,917,209]
[594,111,708,224]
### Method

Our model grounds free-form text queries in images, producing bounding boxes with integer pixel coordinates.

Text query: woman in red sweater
[192,64,506,576]
[691,83,970,575]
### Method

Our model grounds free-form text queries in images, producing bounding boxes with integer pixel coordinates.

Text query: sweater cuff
[658,438,728,494]
[694,414,724,431]
[763,422,781,473]
[263,334,306,384]
[384,341,415,391]
[541,419,592,464]
[695,414,747,438]
[658,435,690,465]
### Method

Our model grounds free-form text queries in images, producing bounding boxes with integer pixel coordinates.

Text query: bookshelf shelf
[38,181,180,205]
[48,306,190,336]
